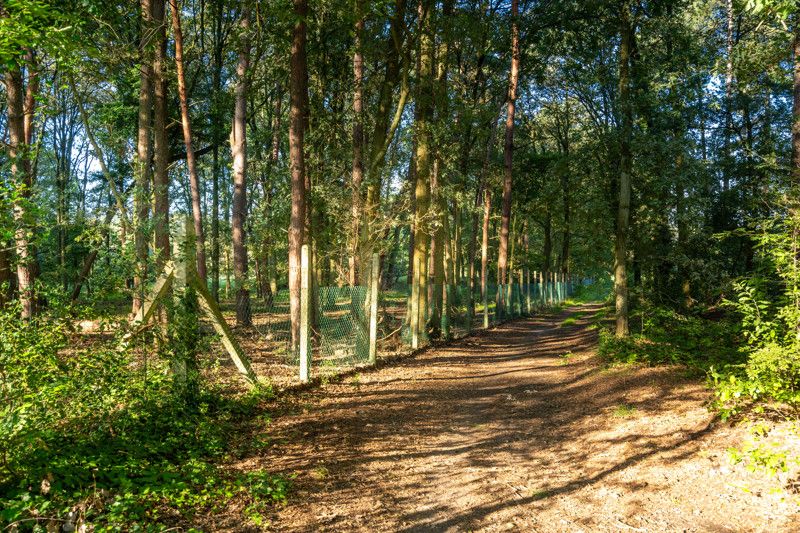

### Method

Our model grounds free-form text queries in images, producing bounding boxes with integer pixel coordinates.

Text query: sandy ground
[202,303,800,532]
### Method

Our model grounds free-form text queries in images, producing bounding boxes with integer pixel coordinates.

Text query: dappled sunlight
[211,304,800,531]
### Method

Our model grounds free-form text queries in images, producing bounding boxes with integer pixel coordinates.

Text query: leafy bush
[712,343,800,418]
[598,305,743,370]
[0,303,287,530]
[711,215,800,418]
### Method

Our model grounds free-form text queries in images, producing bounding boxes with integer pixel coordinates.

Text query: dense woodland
[3,0,800,529]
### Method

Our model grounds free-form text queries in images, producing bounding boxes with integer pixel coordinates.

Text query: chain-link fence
[237,255,574,385]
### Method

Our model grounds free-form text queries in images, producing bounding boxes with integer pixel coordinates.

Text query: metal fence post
[299,244,311,382]
[368,253,379,365]
[526,269,531,315]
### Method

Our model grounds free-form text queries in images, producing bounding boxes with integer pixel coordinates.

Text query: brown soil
[206,303,800,532]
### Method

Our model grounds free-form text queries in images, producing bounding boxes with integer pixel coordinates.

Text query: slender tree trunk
[481,186,491,304]
[170,0,208,282]
[359,0,409,280]
[615,0,634,337]
[260,85,282,302]
[791,15,800,333]
[289,0,309,347]
[350,2,365,286]
[153,0,170,270]
[723,0,734,192]
[543,209,552,273]
[497,0,519,317]
[231,4,251,326]
[406,142,417,287]
[210,0,224,301]
[133,0,154,317]
[792,16,800,190]
[560,172,570,274]
[4,64,36,318]
[430,0,454,337]
[410,0,434,345]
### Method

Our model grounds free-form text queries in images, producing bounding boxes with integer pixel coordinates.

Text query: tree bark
[430,0,453,336]
[153,0,170,271]
[792,16,800,190]
[359,0,409,282]
[133,0,154,317]
[170,0,208,282]
[289,0,309,347]
[410,0,434,345]
[350,1,365,286]
[210,0,224,301]
[231,3,251,326]
[615,0,634,337]
[723,0,734,192]
[4,64,36,318]
[497,0,519,317]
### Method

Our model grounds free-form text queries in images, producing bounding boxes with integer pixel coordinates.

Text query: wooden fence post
[368,253,379,365]
[299,244,311,382]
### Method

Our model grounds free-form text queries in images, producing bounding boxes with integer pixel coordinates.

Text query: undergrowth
[0,301,288,530]
[597,306,745,372]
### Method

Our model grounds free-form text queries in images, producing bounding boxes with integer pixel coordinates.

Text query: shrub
[712,343,800,418]
[0,303,286,529]
[598,305,743,370]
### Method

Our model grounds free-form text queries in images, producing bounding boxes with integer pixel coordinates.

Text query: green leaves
[0,0,79,68]
[745,0,796,20]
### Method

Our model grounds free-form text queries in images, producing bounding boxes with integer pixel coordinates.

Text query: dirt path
[217,304,799,532]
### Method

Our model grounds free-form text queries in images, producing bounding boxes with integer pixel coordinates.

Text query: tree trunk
[4,64,36,318]
[615,0,634,337]
[430,0,454,337]
[481,186,491,304]
[170,0,208,282]
[210,0,224,301]
[560,172,570,274]
[289,0,309,348]
[133,0,154,317]
[153,0,170,271]
[231,4,251,326]
[410,0,434,346]
[350,2,365,286]
[359,0,409,281]
[496,0,519,317]
[723,0,734,192]
[543,209,552,273]
[792,16,800,190]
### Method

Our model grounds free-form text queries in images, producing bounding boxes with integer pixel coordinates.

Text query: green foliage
[711,343,800,419]
[727,423,800,479]
[711,215,800,418]
[611,404,637,418]
[598,306,744,369]
[0,0,81,68]
[0,304,287,529]
[570,279,613,303]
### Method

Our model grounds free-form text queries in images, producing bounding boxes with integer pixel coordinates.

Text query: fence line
[288,250,576,382]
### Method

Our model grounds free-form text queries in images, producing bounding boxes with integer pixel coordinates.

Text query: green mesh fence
[315,286,369,368]
[248,271,578,382]
[249,289,293,360]
[378,283,411,354]
[447,284,472,339]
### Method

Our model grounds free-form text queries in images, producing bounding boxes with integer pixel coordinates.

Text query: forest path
[217,304,798,532]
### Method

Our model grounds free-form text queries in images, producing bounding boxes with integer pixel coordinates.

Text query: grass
[611,404,637,418]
